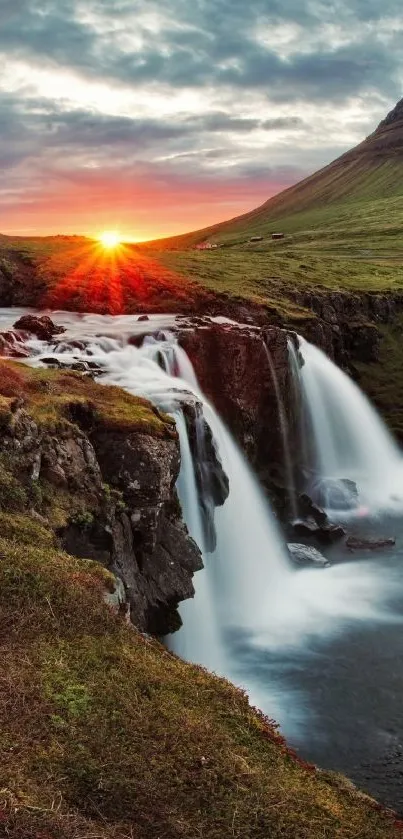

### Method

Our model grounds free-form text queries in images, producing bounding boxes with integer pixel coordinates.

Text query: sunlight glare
[99,230,121,249]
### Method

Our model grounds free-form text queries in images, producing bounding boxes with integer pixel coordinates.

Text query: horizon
[1,1,402,240]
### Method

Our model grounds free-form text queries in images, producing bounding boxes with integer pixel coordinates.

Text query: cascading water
[18,312,402,732]
[263,343,298,519]
[295,337,403,512]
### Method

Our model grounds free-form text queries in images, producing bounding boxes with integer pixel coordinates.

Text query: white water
[263,343,298,518]
[16,312,402,731]
[297,337,403,511]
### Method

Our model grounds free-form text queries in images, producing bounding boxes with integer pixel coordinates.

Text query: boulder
[346,536,396,551]
[137,314,150,322]
[288,543,330,568]
[13,314,65,341]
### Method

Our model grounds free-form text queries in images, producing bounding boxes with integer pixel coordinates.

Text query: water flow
[22,319,402,730]
[287,338,312,472]
[297,337,403,511]
[263,343,298,519]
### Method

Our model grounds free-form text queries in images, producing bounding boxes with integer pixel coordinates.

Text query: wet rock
[178,321,294,476]
[88,426,203,632]
[182,399,229,552]
[41,356,64,368]
[318,523,346,543]
[346,536,396,551]
[13,314,65,341]
[137,314,149,322]
[292,517,346,543]
[0,330,30,358]
[288,543,330,568]
[298,493,328,525]
[292,518,321,537]
[0,390,203,636]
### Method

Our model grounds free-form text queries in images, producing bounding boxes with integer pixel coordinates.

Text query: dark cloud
[0,0,401,102]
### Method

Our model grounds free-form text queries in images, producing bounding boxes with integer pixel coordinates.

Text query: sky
[0,0,402,241]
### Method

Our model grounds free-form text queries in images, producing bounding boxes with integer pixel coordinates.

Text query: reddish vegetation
[42,240,200,314]
[0,361,24,397]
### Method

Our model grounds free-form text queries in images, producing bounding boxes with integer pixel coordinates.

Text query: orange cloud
[0,166,296,240]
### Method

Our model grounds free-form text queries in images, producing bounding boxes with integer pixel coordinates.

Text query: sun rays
[41,237,191,315]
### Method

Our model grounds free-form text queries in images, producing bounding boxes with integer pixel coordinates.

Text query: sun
[99,230,121,249]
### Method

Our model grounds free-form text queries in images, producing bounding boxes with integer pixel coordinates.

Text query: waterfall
[294,337,403,512]
[287,337,312,473]
[144,338,292,635]
[263,343,298,519]
[21,315,402,730]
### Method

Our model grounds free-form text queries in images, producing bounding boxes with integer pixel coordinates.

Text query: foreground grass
[0,360,398,837]
[0,520,402,838]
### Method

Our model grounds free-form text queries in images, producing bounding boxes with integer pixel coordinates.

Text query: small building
[272,233,285,240]
[249,236,263,242]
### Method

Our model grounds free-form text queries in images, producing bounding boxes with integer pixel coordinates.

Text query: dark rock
[13,314,65,341]
[87,426,204,633]
[292,517,346,543]
[178,321,295,478]
[292,518,321,537]
[288,543,330,568]
[298,493,328,525]
[346,536,396,551]
[0,395,204,637]
[182,399,229,552]
[41,357,64,368]
[137,314,150,322]
[317,523,346,544]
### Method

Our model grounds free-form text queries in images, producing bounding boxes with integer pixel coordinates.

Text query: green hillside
[140,99,403,311]
[151,98,403,248]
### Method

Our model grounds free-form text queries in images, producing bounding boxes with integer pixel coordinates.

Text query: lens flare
[99,231,121,249]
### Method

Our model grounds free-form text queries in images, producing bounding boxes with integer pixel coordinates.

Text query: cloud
[0,0,402,236]
[1,0,402,100]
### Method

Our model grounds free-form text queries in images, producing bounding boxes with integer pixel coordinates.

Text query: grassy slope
[138,103,403,318]
[0,360,400,838]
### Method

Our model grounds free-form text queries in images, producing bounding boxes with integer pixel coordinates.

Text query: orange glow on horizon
[98,230,122,249]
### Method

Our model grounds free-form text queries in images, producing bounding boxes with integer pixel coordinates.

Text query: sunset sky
[0,0,402,241]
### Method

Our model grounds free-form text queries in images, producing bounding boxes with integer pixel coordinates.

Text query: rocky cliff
[0,361,211,634]
[178,320,294,486]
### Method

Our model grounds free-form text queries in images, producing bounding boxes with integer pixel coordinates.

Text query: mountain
[154,98,403,247]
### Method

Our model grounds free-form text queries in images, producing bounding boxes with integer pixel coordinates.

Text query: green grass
[0,525,402,838]
[0,362,400,836]
[0,360,172,436]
